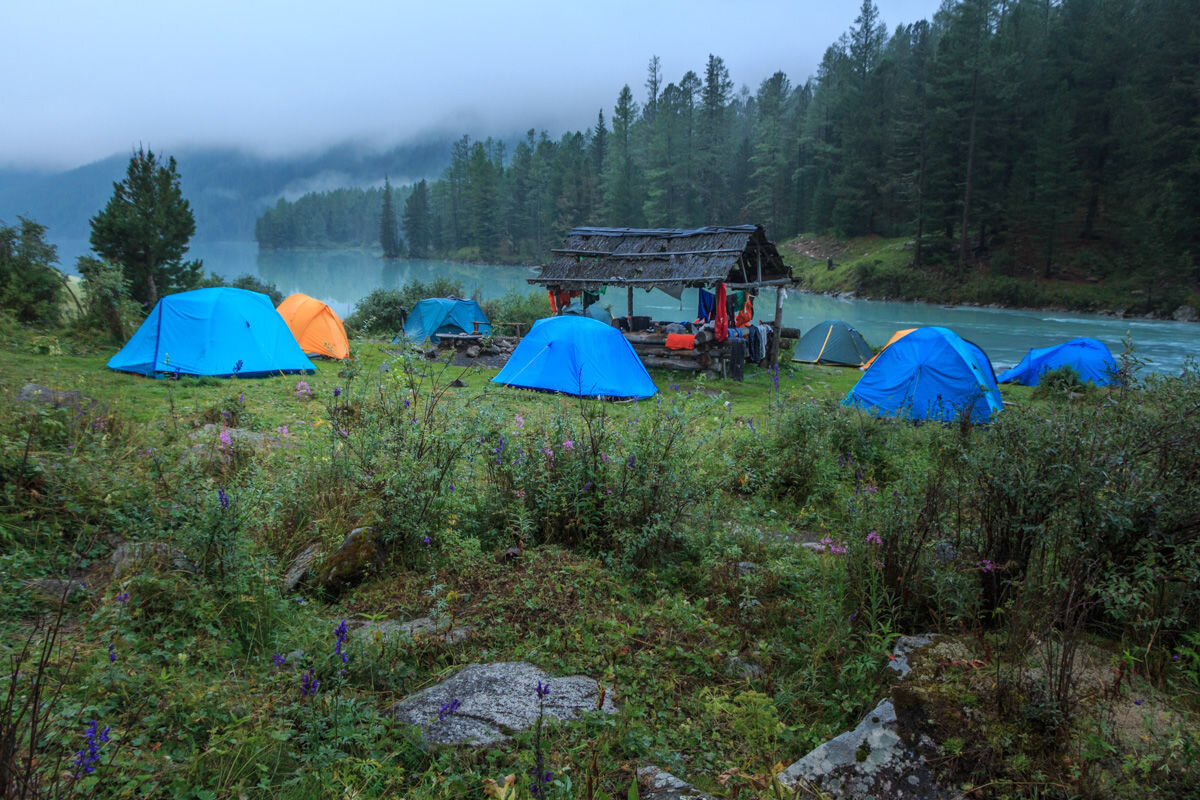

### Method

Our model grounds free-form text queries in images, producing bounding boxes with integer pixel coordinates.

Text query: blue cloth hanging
[697,289,715,323]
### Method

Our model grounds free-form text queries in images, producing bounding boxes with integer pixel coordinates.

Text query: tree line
[255,0,1200,287]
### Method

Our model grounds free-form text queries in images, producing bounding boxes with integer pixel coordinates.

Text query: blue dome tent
[107,287,315,378]
[491,316,658,399]
[396,298,490,344]
[844,327,1002,423]
[998,337,1117,386]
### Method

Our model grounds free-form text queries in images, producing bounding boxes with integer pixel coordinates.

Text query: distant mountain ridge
[0,139,452,248]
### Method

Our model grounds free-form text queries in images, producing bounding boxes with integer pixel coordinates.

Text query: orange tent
[276,293,350,360]
[861,328,916,370]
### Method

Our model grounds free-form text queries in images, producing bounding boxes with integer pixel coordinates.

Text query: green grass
[0,318,1193,799]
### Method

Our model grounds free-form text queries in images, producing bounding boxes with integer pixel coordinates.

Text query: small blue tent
[107,287,315,378]
[998,337,1117,386]
[397,298,490,343]
[491,315,657,399]
[844,327,1002,423]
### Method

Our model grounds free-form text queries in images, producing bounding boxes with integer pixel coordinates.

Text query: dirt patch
[788,235,851,263]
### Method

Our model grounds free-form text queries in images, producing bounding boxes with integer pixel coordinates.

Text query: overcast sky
[3,0,944,171]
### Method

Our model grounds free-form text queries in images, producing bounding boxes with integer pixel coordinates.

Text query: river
[58,239,1199,375]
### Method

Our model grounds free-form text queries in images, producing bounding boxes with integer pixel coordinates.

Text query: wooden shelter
[531,225,796,374]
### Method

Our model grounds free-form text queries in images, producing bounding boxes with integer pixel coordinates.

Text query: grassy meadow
[3,314,1199,799]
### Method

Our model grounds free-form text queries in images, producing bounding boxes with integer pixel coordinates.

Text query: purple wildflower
[1135,699,1143,706]
[108,644,116,663]
[219,428,232,448]
[232,360,243,375]
[535,681,551,699]
[562,440,574,451]
[626,454,635,469]
[296,380,312,398]
[516,489,526,499]
[73,720,110,777]
[438,697,462,721]
[514,413,524,429]
[277,424,289,437]
[335,619,349,663]
[116,592,129,604]
[218,486,230,511]
[771,363,780,392]
[866,531,882,546]
[333,387,341,398]
[979,559,996,573]
[423,535,431,545]
[273,653,286,666]
[301,670,318,697]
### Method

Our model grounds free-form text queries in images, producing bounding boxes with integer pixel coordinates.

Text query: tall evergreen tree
[379,177,402,258]
[603,85,642,226]
[403,179,432,258]
[89,147,201,306]
[697,55,733,223]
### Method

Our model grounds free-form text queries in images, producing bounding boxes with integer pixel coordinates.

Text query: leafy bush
[195,272,285,305]
[480,289,552,335]
[74,256,144,342]
[344,277,467,337]
[0,217,65,326]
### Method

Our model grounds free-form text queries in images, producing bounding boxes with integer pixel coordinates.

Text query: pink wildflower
[219,428,232,448]
[515,489,526,499]
[866,530,882,546]
[562,440,574,451]
[277,424,289,438]
[514,413,525,429]
[979,559,996,573]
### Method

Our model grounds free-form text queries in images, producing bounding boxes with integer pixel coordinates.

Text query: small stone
[450,378,467,387]
[26,579,88,605]
[465,345,481,359]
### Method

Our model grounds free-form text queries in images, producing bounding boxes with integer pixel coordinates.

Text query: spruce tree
[379,177,403,258]
[89,147,201,306]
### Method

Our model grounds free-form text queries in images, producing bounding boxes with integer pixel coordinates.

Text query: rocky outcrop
[110,541,194,579]
[283,542,322,593]
[317,527,381,593]
[390,661,614,746]
[778,634,960,800]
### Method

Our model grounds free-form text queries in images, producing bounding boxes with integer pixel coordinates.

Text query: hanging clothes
[734,293,754,327]
[715,283,729,343]
[696,289,716,323]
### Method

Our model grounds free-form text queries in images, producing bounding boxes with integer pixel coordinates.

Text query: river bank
[785,234,1200,323]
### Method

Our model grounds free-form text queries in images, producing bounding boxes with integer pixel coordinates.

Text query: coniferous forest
[256,0,1200,297]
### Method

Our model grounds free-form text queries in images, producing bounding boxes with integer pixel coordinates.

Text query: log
[639,355,705,371]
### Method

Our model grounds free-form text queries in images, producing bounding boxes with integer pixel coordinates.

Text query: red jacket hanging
[715,283,729,342]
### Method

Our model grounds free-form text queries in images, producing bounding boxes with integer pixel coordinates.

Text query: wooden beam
[769,287,786,368]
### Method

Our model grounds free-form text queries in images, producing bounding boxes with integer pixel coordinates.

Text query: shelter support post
[770,287,785,367]
[626,285,634,324]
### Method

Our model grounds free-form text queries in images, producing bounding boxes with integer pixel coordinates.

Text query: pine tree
[403,180,432,258]
[379,177,402,258]
[89,147,201,306]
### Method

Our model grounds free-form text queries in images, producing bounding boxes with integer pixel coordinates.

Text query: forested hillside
[259,0,1200,297]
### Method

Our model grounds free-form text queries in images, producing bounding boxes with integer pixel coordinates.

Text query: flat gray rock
[390,661,614,745]
[638,766,712,800]
[889,634,937,680]
[111,541,194,579]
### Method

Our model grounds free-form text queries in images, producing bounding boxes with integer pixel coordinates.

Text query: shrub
[344,277,468,337]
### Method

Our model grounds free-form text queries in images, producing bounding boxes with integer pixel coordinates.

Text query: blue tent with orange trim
[844,326,1002,422]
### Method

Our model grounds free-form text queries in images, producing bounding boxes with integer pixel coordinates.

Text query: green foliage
[479,290,552,336]
[379,177,403,259]
[0,217,65,325]
[343,277,467,337]
[74,256,143,342]
[196,271,285,306]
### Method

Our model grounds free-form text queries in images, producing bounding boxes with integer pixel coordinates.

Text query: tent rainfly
[792,320,874,366]
[276,293,350,359]
[396,298,491,344]
[107,287,315,378]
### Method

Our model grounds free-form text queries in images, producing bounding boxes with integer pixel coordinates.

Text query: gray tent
[792,320,873,366]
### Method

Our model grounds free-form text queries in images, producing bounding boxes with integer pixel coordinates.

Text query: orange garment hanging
[733,294,754,327]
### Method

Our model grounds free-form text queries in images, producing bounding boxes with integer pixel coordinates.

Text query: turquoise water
[58,239,1200,375]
